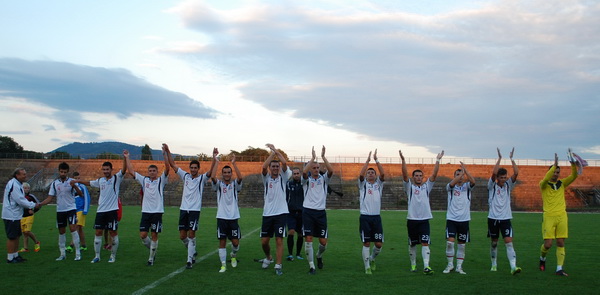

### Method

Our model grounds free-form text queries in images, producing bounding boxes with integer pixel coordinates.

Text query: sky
[0,0,598,162]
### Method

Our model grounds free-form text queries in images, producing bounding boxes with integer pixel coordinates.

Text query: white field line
[132,227,261,295]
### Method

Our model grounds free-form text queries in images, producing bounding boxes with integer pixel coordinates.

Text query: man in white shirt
[358,150,385,274]
[76,155,127,263]
[259,143,291,276]
[487,148,521,275]
[163,143,216,269]
[40,162,83,261]
[302,145,334,275]
[125,148,170,266]
[443,162,475,275]
[3,168,40,264]
[211,152,243,273]
[399,149,444,275]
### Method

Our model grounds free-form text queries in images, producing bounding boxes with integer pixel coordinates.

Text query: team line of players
[2,144,577,276]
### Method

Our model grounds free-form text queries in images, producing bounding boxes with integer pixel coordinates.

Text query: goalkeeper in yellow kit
[539,153,578,277]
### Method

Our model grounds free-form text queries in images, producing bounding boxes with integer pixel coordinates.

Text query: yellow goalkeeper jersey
[539,164,578,216]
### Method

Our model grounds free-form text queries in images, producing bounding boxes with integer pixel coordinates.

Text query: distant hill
[50,142,166,160]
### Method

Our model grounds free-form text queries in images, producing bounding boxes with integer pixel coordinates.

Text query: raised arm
[429,150,444,182]
[77,179,91,186]
[262,150,276,176]
[162,145,170,177]
[359,151,372,182]
[231,154,243,184]
[267,143,288,172]
[210,151,220,184]
[321,145,334,178]
[509,147,518,182]
[303,146,317,178]
[206,147,219,178]
[124,150,135,177]
[540,153,558,188]
[122,149,128,175]
[374,149,385,181]
[461,161,475,187]
[162,143,180,173]
[399,150,408,182]
[491,148,502,181]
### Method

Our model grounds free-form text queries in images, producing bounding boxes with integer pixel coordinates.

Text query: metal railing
[1,153,599,166]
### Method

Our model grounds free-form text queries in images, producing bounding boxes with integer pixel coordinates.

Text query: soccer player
[76,154,127,263]
[303,145,334,275]
[125,148,170,266]
[399,149,444,275]
[539,153,578,276]
[259,143,292,276]
[443,162,475,275]
[67,172,91,252]
[487,148,521,274]
[358,150,385,275]
[164,143,216,269]
[18,182,41,253]
[39,162,84,261]
[3,168,40,263]
[211,152,243,273]
[286,167,304,261]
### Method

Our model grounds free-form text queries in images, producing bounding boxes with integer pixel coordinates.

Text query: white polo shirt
[359,177,383,216]
[90,170,124,213]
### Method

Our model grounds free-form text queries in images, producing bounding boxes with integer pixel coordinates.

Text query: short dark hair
[190,160,200,167]
[454,169,462,174]
[12,168,25,178]
[367,167,376,173]
[148,165,158,170]
[222,165,232,173]
[73,171,80,177]
[102,162,113,169]
[548,165,560,171]
[412,169,423,176]
[497,168,508,177]
[270,160,280,166]
[58,162,70,171]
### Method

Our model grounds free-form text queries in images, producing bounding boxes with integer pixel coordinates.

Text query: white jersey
[48,177,78,212]
[2,178,36,220]
[446,182,473,222]
[177,168,208,211]
[90,171,124,213]
[487,178,515,220]
[404,179,434,220]
[135,172,168,213]
[262,168,292,217]
[302,173,330,211]
[358,177,383,215]
[213,179,242,220]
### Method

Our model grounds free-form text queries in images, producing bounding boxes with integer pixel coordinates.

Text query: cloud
[0,58,218,120]
[43,124,56,131]
[0,130,31,135]
[165,0,600,158]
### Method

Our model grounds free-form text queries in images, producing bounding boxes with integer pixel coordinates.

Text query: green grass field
[2,206,597,294]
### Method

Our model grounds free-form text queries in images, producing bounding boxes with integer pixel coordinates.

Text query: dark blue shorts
[487,218,512,239]
[302,208,328,238]
[3,219,22,240]
[407,219,430,246]
[261,214,287,238]
[94,210,119,231]
[446,220,470,243]
[217,219,241,240]
[56,209,77,228]
[287,209,303,232]
[360,214,383,243]
[179,210,200,231]
[140,213,163,233]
